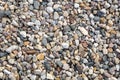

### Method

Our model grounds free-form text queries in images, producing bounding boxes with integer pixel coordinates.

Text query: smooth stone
[0,50,8,58]
[46,7,54,13]
[42,37,48,46]
[28,0,33,4]
[9,74,16,80]
[34,69,41,75]
[74,3,79,8]
[75,56,80,61]
[63,63,70,70]
[27,22,34,26]
[104,2,110,8]
[54,12,59,19]
[89,13,94,19]
[0,10,5,18]
[116,65,120,71]
[66,71,72,77]
[78,27,88,35]
[47,73,54,80]
[3,69,11,75]
[44,61,51,71]
[103,48,108,54]
[89,69,93,74]
[0,72,3,79]
[33,1,40,9]
[6,45,19,53]
[56,61,63,67]
[8,59,15,64]
[30,75,36,80]
[34,20,41,26]
[62,43,69,49]
[12,20,19,26]
[20,31,26,38]
[4,10,11,17]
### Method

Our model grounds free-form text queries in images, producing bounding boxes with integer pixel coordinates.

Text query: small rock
[74,3,79,8]
[44,61,51,71]
[46,7,54,13]
[62,42,69,49]
[9,74,16,80]
[30,75,36,80]
[63,63,69,70]
[6,45,19,53]
[42,37,48,46]
[54,12,59,19]
[104,2,110,8]
[25,50,37,54]
[34,69,41,75]
[8,59,15,64]
[33,1,40,9]
[0,72,3,79]
[56,61,63,68]
[3,69,11,75]
[66,71,72,77]
[0,10,5,18]
[103,48,108,54]
[20,31,26,38]
[47,73,54,80]
[12,20,19,26]
[28,0,33,4]
[88,68,93,74]
[27,22,34,26]
[78,27,88,35]
[37,53,45,60]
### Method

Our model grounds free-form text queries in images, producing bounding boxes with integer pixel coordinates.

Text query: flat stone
[56,61,63,68]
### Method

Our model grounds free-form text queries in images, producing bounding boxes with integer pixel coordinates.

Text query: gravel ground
[0,0,120,80]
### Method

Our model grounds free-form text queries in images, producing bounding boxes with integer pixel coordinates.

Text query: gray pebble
[42,37,48,46]
[6,45,19,53]
[34,1,40,9]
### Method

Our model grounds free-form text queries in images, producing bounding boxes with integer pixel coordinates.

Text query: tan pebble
[56,77,60,80]
[37,53,45,60]
[82,41,88,48]
[24,41,30,46]
[114,58,120,64]
[108,20,113,27]
[46,44,51,50]
[74,33,78,39]
[4,3,8,10]
[100,17,106,23]
[25,50,37,54]
[107,48,113,53]
[108,30,117,34]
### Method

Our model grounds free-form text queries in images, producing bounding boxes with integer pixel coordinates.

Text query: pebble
[78,27,88,36]
[63,63,70,70]
[6,45,19,53]
[30,75,36,80]
[56,61,63,68]
[33,1,40,9]
[37,53,45,60]
[66,71,72,77]
[3,69,11,75]
[8,59,15,64]
[28,0,33,4]
[46,7,54,13]
[62,42,69,49]
[0,72,3,79]
[74,3,79,8]
[20,31,27,38]
[42,37,48,46]
[54,12,59,19]
[47,73,54,80]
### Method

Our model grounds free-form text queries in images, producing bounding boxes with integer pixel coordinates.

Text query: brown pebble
[25,50,37,54]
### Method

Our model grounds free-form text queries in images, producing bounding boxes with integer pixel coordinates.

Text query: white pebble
[46,7,54,13]
[28,0,33,4]
[74,3,79,8]
[63,64,70,70]
[78,27,88,35]
[20,31,26,38]
[3,69,11,75]
[54,12,59,19]
[47,73,54,80]
[62,43,69,49]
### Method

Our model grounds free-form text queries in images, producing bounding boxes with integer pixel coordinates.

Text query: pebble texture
[0,0,120,80]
